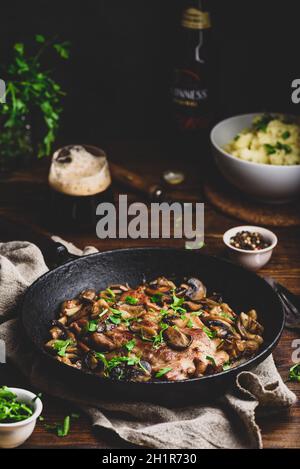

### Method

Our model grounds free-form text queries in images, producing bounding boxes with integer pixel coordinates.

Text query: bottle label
[171,69,208,109]
[181,8,211,30]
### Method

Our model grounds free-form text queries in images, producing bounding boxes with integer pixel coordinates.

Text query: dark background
[1,0,299,145]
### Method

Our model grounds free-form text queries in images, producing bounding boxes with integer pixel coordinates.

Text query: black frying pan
[21,243,284,404]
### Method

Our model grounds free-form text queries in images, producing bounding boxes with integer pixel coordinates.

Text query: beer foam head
[48,145,111,196]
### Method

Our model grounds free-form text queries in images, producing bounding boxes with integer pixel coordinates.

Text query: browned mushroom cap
[146,277,176,295]
[80,289,96,302]
[163,327,193,351]
[185,278,207,301]
[202,318,240,339]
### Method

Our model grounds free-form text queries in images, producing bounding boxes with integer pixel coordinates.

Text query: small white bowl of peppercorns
[223,225,278,271]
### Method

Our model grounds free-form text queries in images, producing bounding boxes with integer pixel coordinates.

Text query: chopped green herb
[282,131,291,140]
[264,143,276,155]
[222,362,231,371]
[152,323,169,349]
[86,320,99,332]
[253,114,273,132]
[155,367,172,378]
[150,293,163,304]
[0,386,33,423]
[125,295,139,305]
[234,134,240,141]
[124,339,136,352]
[206,355,217,367]
[57,416,70,437]
[53,339,73,357]
[187,319,193,328]
[202,326,216,339]
[109,308,123,316]
[106,288,116,298]
[160,308,169,317]
[289,363,300,382]
[191,311,204,317]
[39,415,45,421]
[99,308,108,318]
[276,141,292,154]
[109,315,121,325]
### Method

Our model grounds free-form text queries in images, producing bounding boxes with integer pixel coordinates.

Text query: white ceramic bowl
[210,113,300,204]
[0,388,43,448]
[223,225,278,271]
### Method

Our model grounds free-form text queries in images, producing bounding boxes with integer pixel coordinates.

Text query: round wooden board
[204,178,300,227]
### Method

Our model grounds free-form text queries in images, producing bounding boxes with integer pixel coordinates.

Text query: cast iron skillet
[21,245,284,404]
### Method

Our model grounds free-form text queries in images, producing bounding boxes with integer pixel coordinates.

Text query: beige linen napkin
[0,240,296,449]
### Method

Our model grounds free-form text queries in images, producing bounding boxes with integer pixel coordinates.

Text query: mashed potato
[225,115,300,165]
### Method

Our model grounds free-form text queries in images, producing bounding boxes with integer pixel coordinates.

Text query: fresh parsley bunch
[0,35,70,160]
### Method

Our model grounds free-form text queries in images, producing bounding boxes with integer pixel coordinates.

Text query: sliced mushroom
[49,320,68,340]
[237,312,264,343]
[163,327,193,351]
[80,289,96,302]
[84,351,103,370]
[185,278,207,301]
[183,301,203,312]
[61,299,82,317]
[90,332,116,351]
[127,360,152,382]
[202,318,239,339]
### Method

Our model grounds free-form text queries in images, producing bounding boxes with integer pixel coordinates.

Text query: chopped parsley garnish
[125,295,139,305]
[150,293,163,303]
[202,326,216,339]
[289,363,300,382]
[252,114,273,132]
[264,142,292,155]
[187,319,193,328]
[105,288,116,298]
[86,319,99,332]
[0,386,33,423]
[170,294,186,314]
[206,355,217,367]
[222,362,231,371]
[282,131,291,140]
[124,339,136,352]
[53,339,74,357]
[191,310,204,317]
[152,323,169,349]
[45,415,71,437]
[109,316,121,325]
[219,312,235,322]
[160,308,169,317]
[155,367,172,378]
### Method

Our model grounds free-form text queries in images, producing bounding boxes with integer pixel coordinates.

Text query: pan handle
[0,214,79,267]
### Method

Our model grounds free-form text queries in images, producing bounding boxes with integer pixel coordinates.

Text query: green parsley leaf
[155,367,172,378]
[125,295,139,305]
[35,34,45,43]
[53,339,73,357]
[57,415,70,437]
[282,131,291,140]
[206,355,217,367]
[86,320,98,332]
[187,319,193,328]
[222,362,231,371]
[150,293,163,303]
[202,326,216,339]
[289,363,300,382]
[124,339,136,352]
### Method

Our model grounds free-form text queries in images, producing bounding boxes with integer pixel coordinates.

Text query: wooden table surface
[0,140,299,449]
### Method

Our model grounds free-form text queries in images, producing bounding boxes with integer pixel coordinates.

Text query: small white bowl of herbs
[0,386,43,448]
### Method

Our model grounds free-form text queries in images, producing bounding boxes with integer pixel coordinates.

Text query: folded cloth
[0,241,296,449]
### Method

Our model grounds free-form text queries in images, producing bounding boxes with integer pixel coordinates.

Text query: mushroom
[127,360,152,382]
[183,301,203,312]
[84,351,104,371]
[163,327,193,351]
[80,289,96,302]
[90,332,116,351]
[61,299,82,317]
[237,312,264,343]
[202,318,239,339]
[146,277,176,295]
[185,278,207,301]
[49,320,69,340]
